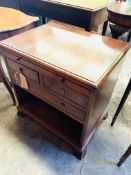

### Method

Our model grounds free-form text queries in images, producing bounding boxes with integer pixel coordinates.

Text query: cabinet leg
[103,111,108,120]
[102,20,108,35]
[17,111,26,118]
[73,147,87,160]
[41,16,46,24]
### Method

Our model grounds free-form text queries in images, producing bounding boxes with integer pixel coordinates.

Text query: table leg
[0,59,16,105]
[41,16,46,24]
[109,24,129,39]
[117,145,131,166]
[102,21,108,35]
[111,79,131,126]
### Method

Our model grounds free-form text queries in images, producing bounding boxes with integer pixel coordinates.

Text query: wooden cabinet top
[41,0,115,10]
[0,22,129,88]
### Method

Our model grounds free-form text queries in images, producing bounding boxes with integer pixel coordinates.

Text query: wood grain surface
[45,0,115,10]
[0,7,39,32]
[0,21,129,159]
[0,22,129,87]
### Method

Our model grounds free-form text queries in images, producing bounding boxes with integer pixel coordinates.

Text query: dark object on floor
[102,1,131,42]
[111,78,131,166]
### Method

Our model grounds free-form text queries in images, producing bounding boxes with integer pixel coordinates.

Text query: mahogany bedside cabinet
[0,22,129,159]
[0,7,39,105]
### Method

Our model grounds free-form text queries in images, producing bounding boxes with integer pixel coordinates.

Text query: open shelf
[14,85,83,147]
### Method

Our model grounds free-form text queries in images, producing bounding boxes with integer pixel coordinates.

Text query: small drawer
[10,70,85,123]
[55,98,86,123]
[43,76,88,108]
[29,81,86,123]
[41,70,90,96]
[6,59,39,84]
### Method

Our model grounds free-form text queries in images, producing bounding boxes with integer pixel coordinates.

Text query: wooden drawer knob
[16,57,22,61]
[60,102,66,108]
[60,77,65,83]
[60,88,65,95]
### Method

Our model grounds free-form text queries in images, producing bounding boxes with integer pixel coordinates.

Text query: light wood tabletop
[51,0,115,10]
[0,7,39,105]
[0,7,39,33]
[1,22,129,87]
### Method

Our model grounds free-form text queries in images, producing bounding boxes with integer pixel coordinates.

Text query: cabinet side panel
[81,57,124,146]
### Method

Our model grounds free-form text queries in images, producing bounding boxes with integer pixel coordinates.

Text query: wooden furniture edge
[0,44,97,89]
[44,0,116,11]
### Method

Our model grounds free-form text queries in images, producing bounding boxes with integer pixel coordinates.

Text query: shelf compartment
[14,85,83,147]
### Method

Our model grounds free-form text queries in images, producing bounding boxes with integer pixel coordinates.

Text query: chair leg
[0,60,16,106]
[109,24,129,39]
[102,20,108,35]
[117,145,131,167]
[111,79,131,126]
[0,71,16,106]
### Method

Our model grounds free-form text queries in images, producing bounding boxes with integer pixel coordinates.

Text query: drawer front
[10,70,85,123]
[1,51,19,61]
[30,81,86,123]
[6,59,39,84]
[41,70,89,96]
[43,76,88,108]
[2,51,90,96]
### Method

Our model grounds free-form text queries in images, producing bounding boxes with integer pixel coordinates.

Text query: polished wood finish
[0,7,39,105]
[18,0,115,31]
[0,22,129,159]
[102,1,131,41]
[0,7,39,40]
